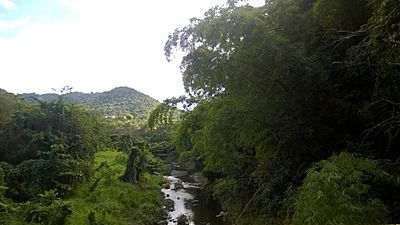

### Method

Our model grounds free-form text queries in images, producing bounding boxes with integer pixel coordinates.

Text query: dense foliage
[0,90,166,225]
[0,93,104,199]
[293,152,398,225]
[163,0,400,223]
[1,0,400,224]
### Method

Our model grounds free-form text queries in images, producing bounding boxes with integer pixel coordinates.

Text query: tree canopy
[164,0,400,223]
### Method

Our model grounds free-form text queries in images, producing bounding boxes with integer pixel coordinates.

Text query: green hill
[19,87,159,120]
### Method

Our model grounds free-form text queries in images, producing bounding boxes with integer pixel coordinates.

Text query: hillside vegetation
[19,87,158,121]
[0,90,168,225]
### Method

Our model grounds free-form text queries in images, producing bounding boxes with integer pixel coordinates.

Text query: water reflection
[161,171,225,225]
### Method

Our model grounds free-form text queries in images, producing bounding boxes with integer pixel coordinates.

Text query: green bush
[293,152,391,225]
[20,190,72,225]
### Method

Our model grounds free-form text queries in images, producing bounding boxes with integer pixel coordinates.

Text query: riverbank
[66,150,165,225]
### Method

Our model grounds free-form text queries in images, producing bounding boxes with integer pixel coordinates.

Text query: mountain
[19,87,159,120]
[0,88,9,93]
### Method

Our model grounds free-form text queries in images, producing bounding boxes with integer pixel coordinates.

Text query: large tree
[165,0,400,222]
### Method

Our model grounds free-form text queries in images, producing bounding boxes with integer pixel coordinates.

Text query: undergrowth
[66,150,165,225]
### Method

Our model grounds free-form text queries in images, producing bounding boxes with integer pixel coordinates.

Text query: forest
[154,0,400,224]
[0,89,169,225]
[1,0,400,224]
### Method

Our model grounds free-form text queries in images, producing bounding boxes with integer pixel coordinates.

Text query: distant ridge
[19,87,159,120]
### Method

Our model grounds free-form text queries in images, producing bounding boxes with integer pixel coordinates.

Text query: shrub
[293,152,391,225]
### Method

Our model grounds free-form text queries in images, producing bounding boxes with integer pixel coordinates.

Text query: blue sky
[0,0,74,37]
[0,0,263,100]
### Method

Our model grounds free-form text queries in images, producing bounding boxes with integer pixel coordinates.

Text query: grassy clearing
[66,150,165,225]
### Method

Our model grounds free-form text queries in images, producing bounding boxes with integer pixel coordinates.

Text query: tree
[312,0,373,30]
[165,2,340,218]
[0,92,19,129]
[121,147,146,183]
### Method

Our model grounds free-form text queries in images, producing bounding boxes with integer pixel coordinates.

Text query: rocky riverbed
[160,170,225,225]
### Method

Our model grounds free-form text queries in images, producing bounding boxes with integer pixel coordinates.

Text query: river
[161,170,226,225]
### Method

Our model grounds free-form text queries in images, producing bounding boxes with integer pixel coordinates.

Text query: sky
[0,0,264,101]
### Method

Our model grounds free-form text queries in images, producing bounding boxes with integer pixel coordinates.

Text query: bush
[20,190,72,225]
[292,152,391,225]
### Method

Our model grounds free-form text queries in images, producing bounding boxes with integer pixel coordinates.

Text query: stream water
[161,170,226,225]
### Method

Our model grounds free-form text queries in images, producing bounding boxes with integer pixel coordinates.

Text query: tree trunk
[121,149,138,183]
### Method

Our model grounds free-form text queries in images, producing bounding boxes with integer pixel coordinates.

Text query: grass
[66,150,165,225]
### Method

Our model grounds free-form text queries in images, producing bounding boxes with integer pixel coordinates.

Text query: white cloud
[0,0,16,10]
[0,17,30,29]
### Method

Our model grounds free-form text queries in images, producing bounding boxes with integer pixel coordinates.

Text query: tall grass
[66,150,165,225]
